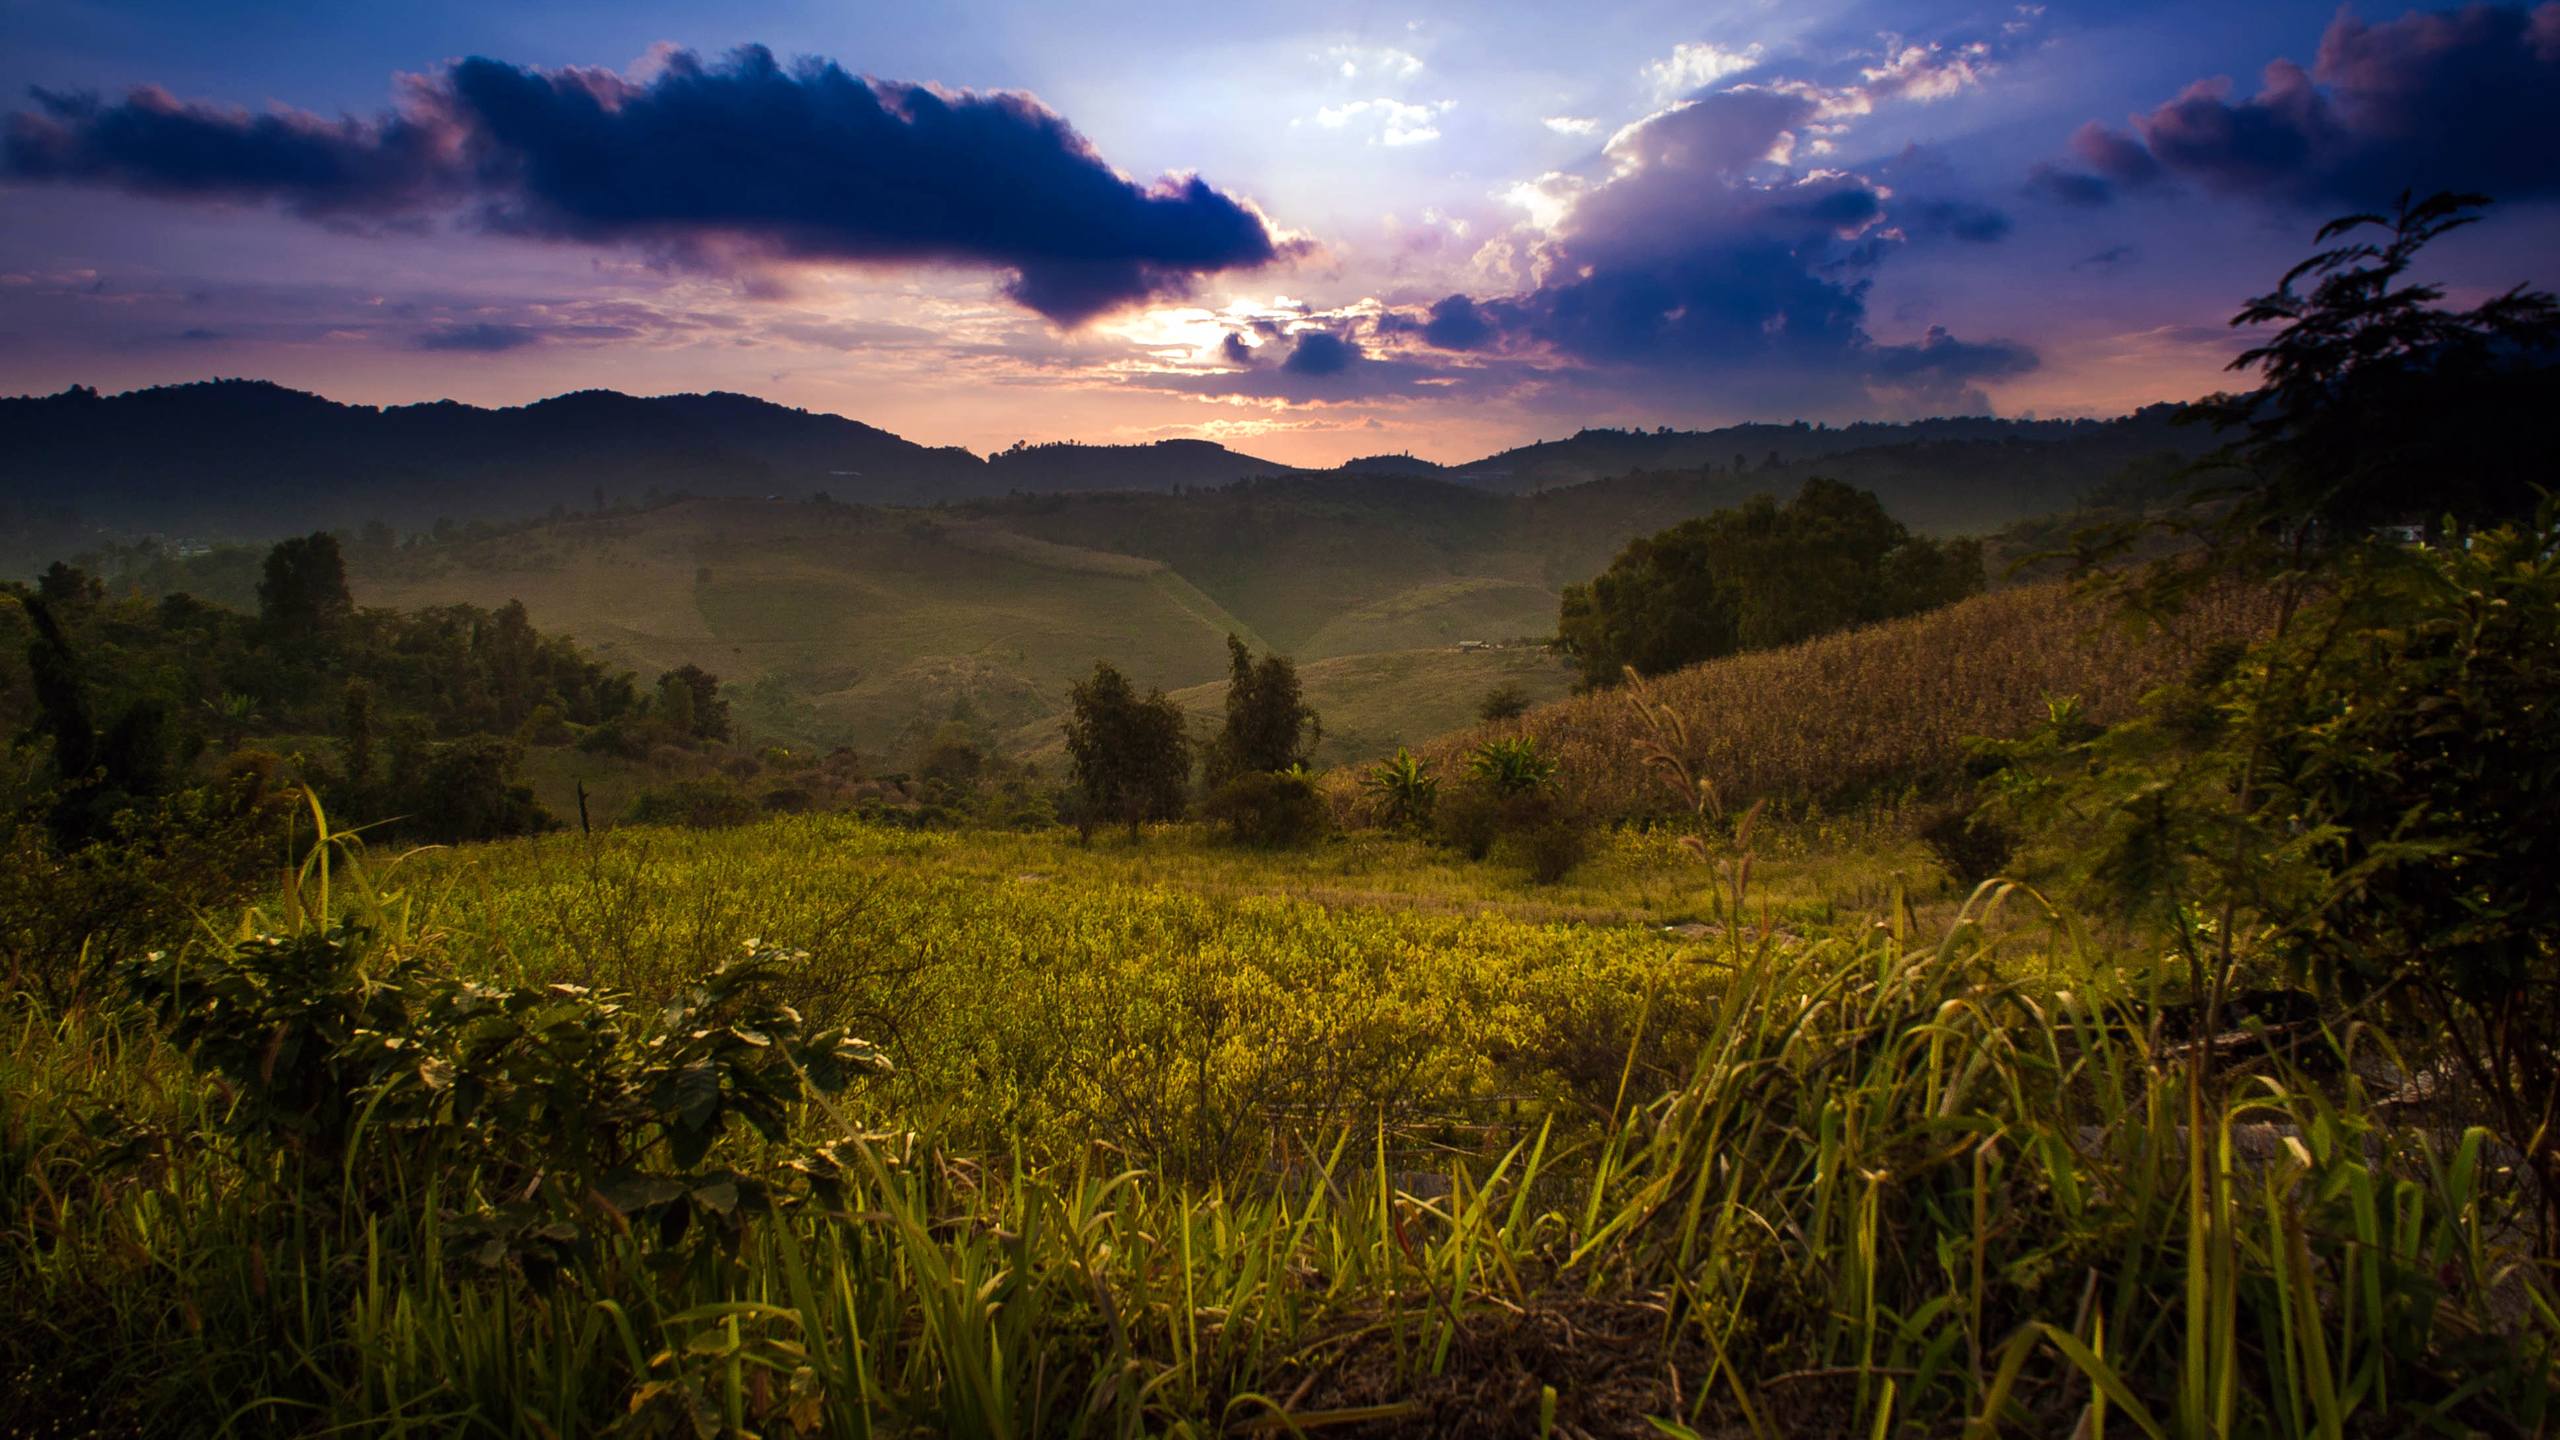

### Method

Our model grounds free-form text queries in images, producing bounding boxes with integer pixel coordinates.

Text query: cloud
[1313,97,1448,146]
[1643,42,1765,100]
[1326,45,1423,83]
[1543,115,1600,137]
[1280,329,1356,376]
[1420,294,1495,351]
[1905,198,2011,244]
[412,321,544,352]
[2072,244,2139,271]
[3,45,1292,324]
[3,84,458,216]
[1391,77,2037,411]
[2030,3,2560,208]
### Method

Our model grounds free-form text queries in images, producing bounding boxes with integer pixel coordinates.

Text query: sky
[2,0,2555,465]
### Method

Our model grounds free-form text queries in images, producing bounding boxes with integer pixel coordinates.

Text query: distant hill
[2,378,2214,577]
[0,380,1290,560]
[332,423,2196,762]
[1440,407,2201,495]
[11,376,2222,759]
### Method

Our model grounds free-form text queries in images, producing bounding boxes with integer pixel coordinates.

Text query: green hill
[347,434,2183,761]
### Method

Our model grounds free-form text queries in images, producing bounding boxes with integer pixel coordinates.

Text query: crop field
[6,809,2552,1437]
[1417,579,2278,820]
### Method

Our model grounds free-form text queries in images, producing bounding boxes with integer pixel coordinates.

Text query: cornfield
[1405,581,2275,820]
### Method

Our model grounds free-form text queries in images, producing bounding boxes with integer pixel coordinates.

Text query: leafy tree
[657,664,731,743]
[2203,191,2559,552]
[35,562,103,607]
[404,737,555,844]
[2007,197,2560,1242]
[1558,479,1980,688]
[256,532,353,647]
[1063,661,1191,839]
[1206,635,1318,783]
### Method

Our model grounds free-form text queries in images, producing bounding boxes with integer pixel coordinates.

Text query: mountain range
[1,378,2204,567]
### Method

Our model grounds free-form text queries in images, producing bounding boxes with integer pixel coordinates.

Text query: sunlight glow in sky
[2,0,2554,463]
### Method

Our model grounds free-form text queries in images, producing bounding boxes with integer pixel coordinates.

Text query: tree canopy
[1206,635,1318,783]
[1557,478,1983,689]
[1063,661,1191,837]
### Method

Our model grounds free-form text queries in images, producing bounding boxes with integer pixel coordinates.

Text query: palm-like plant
[1364,748,1437,827]
[1466,737,1556,798]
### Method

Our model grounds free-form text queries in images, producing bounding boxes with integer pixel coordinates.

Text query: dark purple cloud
[3,46,1289,323]
[4,84,457,214]
[1374,93,2034,408]
[411,322,543,352]
[2033,3,2560,207]
[1280,330,1355,376]
[1421,294,1495,351]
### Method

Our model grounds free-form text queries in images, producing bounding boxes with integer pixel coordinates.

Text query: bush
[1915,802,2017,889]
[1433,785,1504,859]
[1199,770,1330,848]
[628,777,760,828]
[1466,736,1557,797]
[1514,807,1593,884]
[1363,748,1437,830]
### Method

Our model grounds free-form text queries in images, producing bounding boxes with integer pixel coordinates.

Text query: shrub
[1915,802,2017,889]
[1514,806,1593,884]
[1433,785,1504,859]
[1363,747,1438,829]
[1199,769,1330,848]
[629,777,761,828]
[121,925,885,1255]
[1466,736,1557,797]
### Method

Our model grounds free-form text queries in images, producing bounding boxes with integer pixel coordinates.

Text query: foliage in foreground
[3,816,2553,1436]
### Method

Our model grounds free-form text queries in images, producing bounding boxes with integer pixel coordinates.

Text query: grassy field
[1006,644,1577,770]
[5,810,2552,1436]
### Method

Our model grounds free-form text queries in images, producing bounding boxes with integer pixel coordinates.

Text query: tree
[656,665,730,743]
[2203,191,2559,552]
[256,532,353,647]
[1477,684,1531,723]
[1063,661,1191,838]
[339,678,376,788]
[1558,479,1981,688]
[1206,635,1318,783]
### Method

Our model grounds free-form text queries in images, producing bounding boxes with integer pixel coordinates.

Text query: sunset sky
[3,0,2555,464]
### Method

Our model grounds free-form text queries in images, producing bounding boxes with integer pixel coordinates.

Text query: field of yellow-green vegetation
[6,807,2553,1436]
[1409,579,2276,819]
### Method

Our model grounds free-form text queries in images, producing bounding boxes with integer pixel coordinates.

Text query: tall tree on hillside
[1206,635,1319,783]
[1557,479,1982,689]
[1064,661,1192,839]
[656,664,731,743]
[256,532,353,648]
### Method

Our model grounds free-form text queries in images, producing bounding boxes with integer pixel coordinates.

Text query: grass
[1007,645,1577,771]
[4,808,2553,1436]
[1409,580,2277,821]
